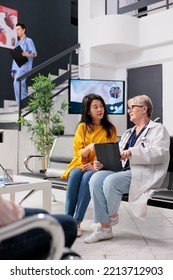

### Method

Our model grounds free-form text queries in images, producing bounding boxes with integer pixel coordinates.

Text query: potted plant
[51,123,65,136]
[19,73,68,172]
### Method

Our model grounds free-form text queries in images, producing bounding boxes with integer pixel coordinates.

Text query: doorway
[127,64,162,128]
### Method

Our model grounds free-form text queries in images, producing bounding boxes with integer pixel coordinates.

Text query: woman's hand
[82,143,95,158]
[82,163,95,172]
[120,149,132,161]
[93,160,103,171]
[86,143,95,152]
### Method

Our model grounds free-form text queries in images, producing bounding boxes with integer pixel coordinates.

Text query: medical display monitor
[68,79,125,115]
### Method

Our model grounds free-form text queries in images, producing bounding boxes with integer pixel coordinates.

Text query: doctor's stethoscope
[122,126,150,148]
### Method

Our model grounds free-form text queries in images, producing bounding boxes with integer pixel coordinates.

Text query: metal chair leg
[19,189,36,205]
[19,189,57,205]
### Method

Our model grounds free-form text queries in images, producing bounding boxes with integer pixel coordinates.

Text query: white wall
[163,61,173,135]
[0,130,18,176]
[78,1,173,135]
[3,2,173,175]
[54,89,80,135]
[0,86,81,175]
[0,128,32,176]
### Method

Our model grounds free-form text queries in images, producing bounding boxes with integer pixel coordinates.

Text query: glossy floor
[8,188,173,260]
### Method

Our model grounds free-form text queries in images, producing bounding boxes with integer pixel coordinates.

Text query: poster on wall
[0,6,18,49]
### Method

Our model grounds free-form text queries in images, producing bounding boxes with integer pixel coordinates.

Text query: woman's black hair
[79,93,115,138]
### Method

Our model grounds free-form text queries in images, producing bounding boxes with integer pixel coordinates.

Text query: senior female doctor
[84,95,170,244]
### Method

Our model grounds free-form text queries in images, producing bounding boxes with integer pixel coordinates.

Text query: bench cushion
[148,190,173,209]
[122,189,173,210]
[150,190,173,202]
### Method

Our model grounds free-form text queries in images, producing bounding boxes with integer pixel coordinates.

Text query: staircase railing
[105,0,172,17]
[17,43,80,126]
[117,0,172,16]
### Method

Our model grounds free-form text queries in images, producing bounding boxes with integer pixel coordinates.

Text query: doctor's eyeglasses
[127,105,144,111]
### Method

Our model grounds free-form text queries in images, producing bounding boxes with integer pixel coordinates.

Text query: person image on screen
[84,95,170,243]
[61,93,117,237]
[11,23,37,104]
[0,195,77,259]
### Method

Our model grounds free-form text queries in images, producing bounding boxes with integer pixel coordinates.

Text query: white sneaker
[84,227,113,244]
[90,215,119,232]
[110,215,119,226]
[90,223,101,232]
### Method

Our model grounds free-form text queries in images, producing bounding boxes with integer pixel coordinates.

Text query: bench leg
[19,190,36,205]
[51,192,58,202]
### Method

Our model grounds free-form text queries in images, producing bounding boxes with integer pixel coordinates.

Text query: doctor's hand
[120,149,132,161]
[93,160,103,171]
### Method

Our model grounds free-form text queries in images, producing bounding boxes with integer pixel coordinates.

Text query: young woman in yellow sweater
[61,93,117,237]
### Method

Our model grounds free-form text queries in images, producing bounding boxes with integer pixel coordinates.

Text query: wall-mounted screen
[68,79,125,114]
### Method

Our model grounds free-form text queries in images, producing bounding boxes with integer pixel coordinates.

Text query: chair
[19,135,74,204]
[0,214,80,260]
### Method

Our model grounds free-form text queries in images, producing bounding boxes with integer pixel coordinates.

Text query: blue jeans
[65,168,95,222]
[0,208,77,260]
[89,170,131,223]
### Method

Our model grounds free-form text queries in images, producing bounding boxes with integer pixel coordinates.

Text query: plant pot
[59,130,64,135]
[53,130,64,136]
[40,169,47,174]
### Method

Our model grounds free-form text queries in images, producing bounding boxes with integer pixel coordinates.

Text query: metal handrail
[105,0,172,16]
[17,43,80,122]
[17,43,80,82]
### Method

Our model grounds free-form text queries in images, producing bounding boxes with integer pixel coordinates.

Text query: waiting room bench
[122,136,173,209]
[22,135,173,210]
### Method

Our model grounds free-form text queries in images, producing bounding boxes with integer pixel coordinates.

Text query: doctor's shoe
[84,227,113,244]
[110,214,119,226]
[90,215,119,232]
[90,223,101,232]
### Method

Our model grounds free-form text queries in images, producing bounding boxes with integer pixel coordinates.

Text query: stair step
[0,65,79,124]
[0,113,18,122]
[0,122,19,130]
[4,100,16,108]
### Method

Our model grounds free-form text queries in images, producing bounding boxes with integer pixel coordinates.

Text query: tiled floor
[72,201,173,260]
[7,187,173,260]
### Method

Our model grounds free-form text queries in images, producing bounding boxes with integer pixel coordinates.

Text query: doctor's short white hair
[128,95,153,118]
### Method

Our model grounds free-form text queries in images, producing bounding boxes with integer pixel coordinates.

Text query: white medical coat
[119,120,170,219]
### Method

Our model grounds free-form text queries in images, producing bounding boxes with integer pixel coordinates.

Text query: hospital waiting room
[0,0,173,261]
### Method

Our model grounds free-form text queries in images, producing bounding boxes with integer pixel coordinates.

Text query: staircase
[0,44,80,176]
[0,66,79,124]
[0,100,18,130]
[0,43,80,130]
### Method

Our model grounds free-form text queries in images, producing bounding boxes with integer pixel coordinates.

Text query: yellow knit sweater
[61,122,117,179]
